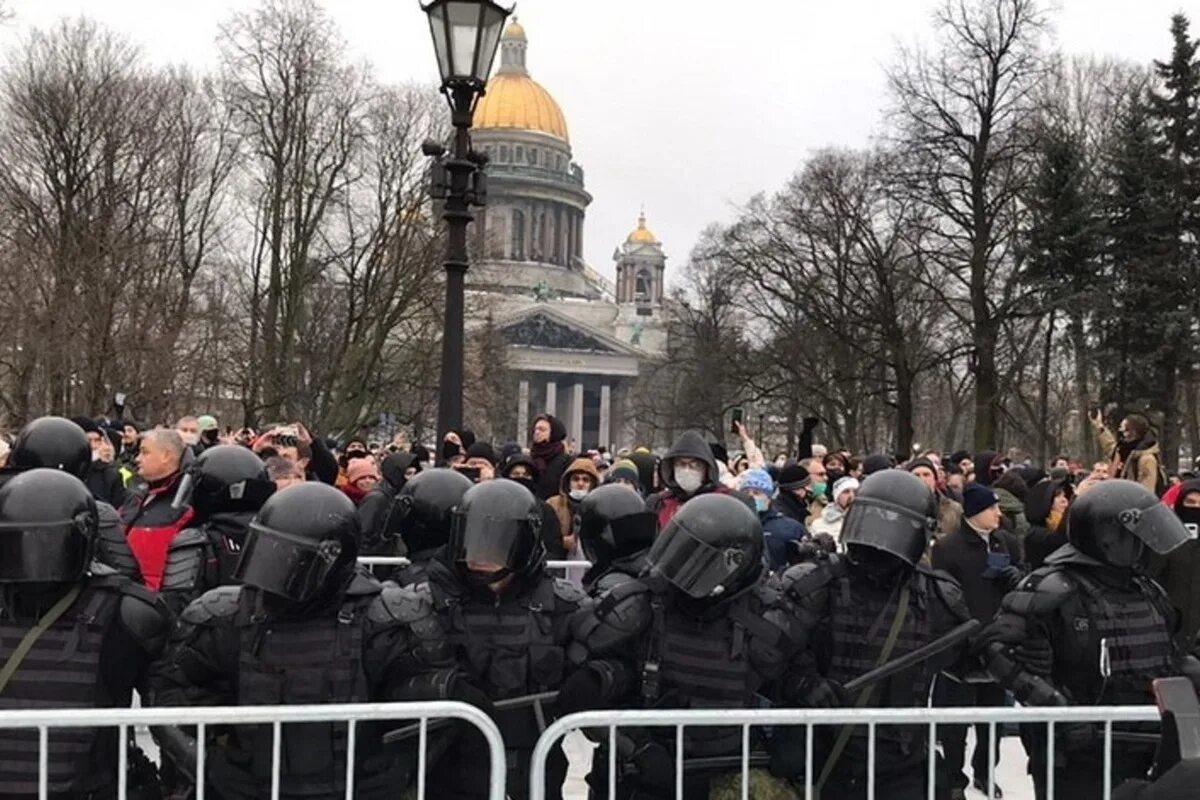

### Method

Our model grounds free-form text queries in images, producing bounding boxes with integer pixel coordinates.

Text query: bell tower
[614,211,665,307]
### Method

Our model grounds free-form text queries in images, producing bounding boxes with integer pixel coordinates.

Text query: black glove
[998,565,1025,589]
[1014,638,1054,677]
[557,667,605,715]
[802,417,820,433]
[629,741,674,791]
[976,614,1026,653]
[797,676,849,708]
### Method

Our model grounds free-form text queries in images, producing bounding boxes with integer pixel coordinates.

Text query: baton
[382,691,559,744]
[844,619,981,694]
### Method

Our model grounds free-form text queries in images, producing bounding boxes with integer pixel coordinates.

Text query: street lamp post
[420,0,512,444]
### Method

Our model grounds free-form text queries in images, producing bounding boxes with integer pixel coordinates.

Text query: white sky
[0,0,1190,282]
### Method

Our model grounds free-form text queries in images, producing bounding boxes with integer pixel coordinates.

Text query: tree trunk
[1037,310,1055,464]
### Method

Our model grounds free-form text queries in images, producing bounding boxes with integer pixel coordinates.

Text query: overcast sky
[0,0,1190,282]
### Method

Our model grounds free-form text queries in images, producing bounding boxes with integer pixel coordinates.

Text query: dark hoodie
[974,451,1000,486]
[355,452,419,555]
[1147,480,1200,645]
[1022,479,1071,569]
[646,430,734,529]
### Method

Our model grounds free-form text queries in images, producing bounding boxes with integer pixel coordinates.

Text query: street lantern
[420,0,512,454]
[422,0,511,91]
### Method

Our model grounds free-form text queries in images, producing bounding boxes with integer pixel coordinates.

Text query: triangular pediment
[498,306,641,357]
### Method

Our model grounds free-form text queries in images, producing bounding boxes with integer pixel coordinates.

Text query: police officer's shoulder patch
[552,577,588,607]
[369,583,434,626]
[182,585,243,625]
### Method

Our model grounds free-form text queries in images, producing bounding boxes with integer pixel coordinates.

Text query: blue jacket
[761,508,805,572]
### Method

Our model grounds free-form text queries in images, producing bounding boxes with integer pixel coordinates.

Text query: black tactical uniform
[979,479,1194,800]
[0,469,170,800]
[562,493,795,799]
[413,478,586,800]
[770,470,972,800]
[385,468,472,587]
[4,416,143,581]
[576,484,657,595]
[149,482,459,800]
[159,445,275,616]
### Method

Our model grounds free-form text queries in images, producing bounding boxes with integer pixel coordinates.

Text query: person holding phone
[931,484,1025,799]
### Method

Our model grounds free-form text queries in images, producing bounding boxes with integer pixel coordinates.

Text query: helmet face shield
[233,523,342,602]
[447,508,539,572]
[840,497,930,566]
[647,521,753,599]
[0,517,91,583]
[1121,503,1190,556]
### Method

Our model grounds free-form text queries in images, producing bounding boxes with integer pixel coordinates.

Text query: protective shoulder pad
[368,583,436,627]
[999,567,1075,617]
[574,579,653,653]
[345,569,384,598]
[779,558,840,604]
[552,577,588,608]
[119,589,172,653]
[180,585,243,626]
[168,526,210,551]
[917,565,972,623]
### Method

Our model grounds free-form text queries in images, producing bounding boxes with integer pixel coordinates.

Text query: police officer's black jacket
[0,566,170,799]
[148,570,460,800]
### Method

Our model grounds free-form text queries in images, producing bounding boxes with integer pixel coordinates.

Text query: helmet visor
[1121,503,1190,555]
[0,519,90,583]
[840,498,929,566]
[233,523,341,602]
[448,509,536,571]
[647,522,748,599]
[610,512,657,555]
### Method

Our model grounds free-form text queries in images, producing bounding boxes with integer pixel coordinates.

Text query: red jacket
[120,473,194,591]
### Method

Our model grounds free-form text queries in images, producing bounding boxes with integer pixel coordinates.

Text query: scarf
[530,439,563,473]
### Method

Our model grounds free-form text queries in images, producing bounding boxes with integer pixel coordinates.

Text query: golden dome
[503,19,526,40]
[473,74,569,141]
[626,212,658,245]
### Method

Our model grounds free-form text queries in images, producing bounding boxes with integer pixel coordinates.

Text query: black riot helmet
[841,469,936,569]
[0,469,97,583]
[578,484,657,571]
[233,483,359,603]
[172,445,275,522]
[447,479,545,584]
[1067,479,1188,569]
[10,416,91,479]
[646,493,763,600]
[395,468,473,553]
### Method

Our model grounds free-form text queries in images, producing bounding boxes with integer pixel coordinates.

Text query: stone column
[517,378,530,443]
[545,379,557,416]
[598,383,612,450]
[569,380,585,449]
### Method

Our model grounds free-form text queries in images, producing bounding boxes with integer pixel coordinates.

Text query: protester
[71,416,127,507]
[991,469,1031,539]
[647,429,737,527]
[264,455,305,492]
[1091,410,1163,494]
[1147,480,1200,645]
[771,460,815,527]
[810,473,858,542]
[739,467,805,571]
[546,456,600,567]
[355,451,420,553]
[907,456,962,539]
[440,427,475,466]
[604,458,642,493]
[500,454,566,559]
[1023,478,1073,569]
[121,429,194,590]
[528,414,571,500]
[341,456,381,504]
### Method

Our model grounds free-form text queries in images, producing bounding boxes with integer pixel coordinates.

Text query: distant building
[466,19,668,449]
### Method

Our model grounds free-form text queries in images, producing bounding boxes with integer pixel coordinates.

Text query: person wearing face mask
[547,457,600,573]
[439,427,475,467]
[1023,478,1074,569]
[978,480,1194,800]
[739,468,805,572]
[647,429,742,529]
[1090,410,1165,495]
[1145,480,1200,647]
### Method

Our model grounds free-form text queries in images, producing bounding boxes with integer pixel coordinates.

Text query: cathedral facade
[464,20,668,450]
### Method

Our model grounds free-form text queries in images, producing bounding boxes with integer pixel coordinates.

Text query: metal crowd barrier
[529,704,1161,800]
[358,556,592,573]
[0,700,506,800]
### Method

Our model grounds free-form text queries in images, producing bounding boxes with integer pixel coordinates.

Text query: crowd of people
[0,407,1196,799]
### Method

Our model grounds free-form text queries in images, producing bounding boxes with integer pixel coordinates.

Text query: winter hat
[962,483,1000,518]
[776,462,810,491]
[831,476,860,502]
[500,441,523,464]
[862,454,894,476]
[465,441,497,465]
[346,458,380,486]
[949,450,972,466]
[739,468,775,495]
[197,415,219,432]
[606,459,641,487]
[70,416,101,435]
[906,457,937,474]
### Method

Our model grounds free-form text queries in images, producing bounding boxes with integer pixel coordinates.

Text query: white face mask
[568,488,588,501]
[182,432,199,446]
[675,465,704,495]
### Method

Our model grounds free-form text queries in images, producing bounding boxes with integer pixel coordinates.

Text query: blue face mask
[754,496,769,514]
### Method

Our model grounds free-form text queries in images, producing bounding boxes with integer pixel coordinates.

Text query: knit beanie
[962,483,1000,518]
[739,468,775,495]
[607,459,641,487]
[346,458,380,485]
[831,476,860,502]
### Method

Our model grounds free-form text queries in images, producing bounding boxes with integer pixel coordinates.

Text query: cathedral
[464,19,669,450]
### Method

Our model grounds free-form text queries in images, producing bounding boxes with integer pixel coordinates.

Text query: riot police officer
[576,483,657,594]
[979,479,1193,799]
[562,493,795,799]
[770,469,972,800]
[149,482,458,799]
[414,478,586,800]
[159,445,275,614]
[0,469,170,799]
[5,416,142,580]
[386,467,472,587]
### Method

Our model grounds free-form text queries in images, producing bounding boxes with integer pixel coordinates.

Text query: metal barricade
[529,704,1161,800]
[0,700,506,800]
